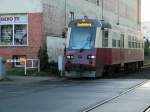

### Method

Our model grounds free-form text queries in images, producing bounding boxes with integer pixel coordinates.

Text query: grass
[6,68,60,77]
[0,77,13,82]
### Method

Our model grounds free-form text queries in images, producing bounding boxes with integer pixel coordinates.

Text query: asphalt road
[0,75,148,112]
[90,81,150,112]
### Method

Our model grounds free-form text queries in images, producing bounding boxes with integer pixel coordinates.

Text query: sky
[141,0,150,22]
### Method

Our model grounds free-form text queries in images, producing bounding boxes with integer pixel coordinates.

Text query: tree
[38,46,49,71]
[145,38,150,48]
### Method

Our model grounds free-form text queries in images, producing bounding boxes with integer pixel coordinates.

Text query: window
[138,43,140,48]
[112,39,116,47]
[70,11,74,21]
[69,27,96,49]
[118,40,121,47]
[132,41,134,48]
[102,30,109,47]
[0,15,28,46]
[14,25,27,45]
[0,25,13,45]
[128,35,131,48]
[120,34,124,48]
[12,55,26,67]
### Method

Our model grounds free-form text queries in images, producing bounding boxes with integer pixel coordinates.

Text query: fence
[6,59,40,75]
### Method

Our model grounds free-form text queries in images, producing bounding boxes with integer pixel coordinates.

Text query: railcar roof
[68,19,111,29]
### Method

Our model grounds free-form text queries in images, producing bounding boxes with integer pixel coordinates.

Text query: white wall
[0,0,43,14]
[47,36,65,62]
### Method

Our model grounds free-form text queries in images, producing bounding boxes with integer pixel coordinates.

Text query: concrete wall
[42,0,141,36]
[0,0,43,13]
[43,4,66,37]
[47,36,65,62]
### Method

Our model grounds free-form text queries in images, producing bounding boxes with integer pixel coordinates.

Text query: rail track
[81,79,150,112]
[144,106,150,112]
[143,64,150,68]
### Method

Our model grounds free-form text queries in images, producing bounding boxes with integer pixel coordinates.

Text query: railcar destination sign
[77,22,92,27]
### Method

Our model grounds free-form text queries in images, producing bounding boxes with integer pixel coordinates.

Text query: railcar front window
[69,28,96,49]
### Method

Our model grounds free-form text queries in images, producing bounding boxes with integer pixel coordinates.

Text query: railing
[6,59,40,75]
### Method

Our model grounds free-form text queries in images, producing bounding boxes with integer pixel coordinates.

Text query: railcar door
[120,34,124,66]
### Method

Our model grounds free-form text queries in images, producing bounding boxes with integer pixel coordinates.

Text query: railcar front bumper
[65,64,96,71]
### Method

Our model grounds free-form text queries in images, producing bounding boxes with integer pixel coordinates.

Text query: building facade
[0,0,141,61]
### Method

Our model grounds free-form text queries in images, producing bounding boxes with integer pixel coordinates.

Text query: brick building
[0,0,141,61]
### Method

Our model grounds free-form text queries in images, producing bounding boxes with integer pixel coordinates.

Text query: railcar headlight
[87,55,95,59]
[66,55,74,59]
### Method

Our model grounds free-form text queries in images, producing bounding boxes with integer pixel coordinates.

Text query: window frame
[0,15,28,47]
[102,30,109,48]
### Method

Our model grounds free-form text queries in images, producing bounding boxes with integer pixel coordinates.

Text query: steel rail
[143,106,150,112]
[81,80,150,112]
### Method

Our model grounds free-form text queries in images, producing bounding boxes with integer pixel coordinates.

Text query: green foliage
[7,69,37,76]
[49,61,59,75]
[144,47,150,57]
[144,41,150,64]
[145,38,150,48]
[38,46,49,71]
[37,46,60,76]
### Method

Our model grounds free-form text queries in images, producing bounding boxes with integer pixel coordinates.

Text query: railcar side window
[138,43,140,48]
[120,34,124,48]
[112,39,116,47]
[102,30,109,47]
[118,40,121,47]
[128,36,131,48]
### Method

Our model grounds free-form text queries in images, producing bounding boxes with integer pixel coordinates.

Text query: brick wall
[0,13,43,59]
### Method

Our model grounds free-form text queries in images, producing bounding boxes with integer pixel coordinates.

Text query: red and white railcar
[64,19,144,78]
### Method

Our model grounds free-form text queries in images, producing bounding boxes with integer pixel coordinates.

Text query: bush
[38,46,60,76]
[38,46,49,71]
[144,47,150,57]
[49,61,59,75]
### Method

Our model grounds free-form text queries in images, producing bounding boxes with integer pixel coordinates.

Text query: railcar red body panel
[95,48,144,67]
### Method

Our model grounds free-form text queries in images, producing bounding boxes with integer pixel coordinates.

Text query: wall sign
[0,15,28,24]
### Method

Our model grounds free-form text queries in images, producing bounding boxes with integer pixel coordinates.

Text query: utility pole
[137,0,141,26]
[65,0,67,27]
[117,0,120,25]
[101,0,104,20]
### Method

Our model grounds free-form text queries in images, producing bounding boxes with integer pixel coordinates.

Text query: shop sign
[0,15,28,24]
